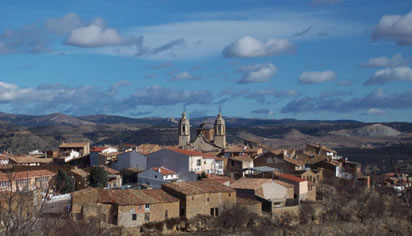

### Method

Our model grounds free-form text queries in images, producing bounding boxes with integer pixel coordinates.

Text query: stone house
[227,156,254,176]
[253,151,297,173]
[294,169,324,185]
[59,142,90,156]
[0,169,55,192]
[69,167,89,191]
[277,174,309,202]
[9,156,53,167]
[71,188,180,228]
[305,143,337,158]
[137,167,178,188]
[231,178,295,215]
[161,181,236,219]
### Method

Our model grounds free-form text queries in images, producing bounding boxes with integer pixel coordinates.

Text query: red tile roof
[91,146,108,152]
[278,173,306,183]
[152,167,176,176]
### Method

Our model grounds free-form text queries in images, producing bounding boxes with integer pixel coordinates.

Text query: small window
[144,213,150,223]
[228,193,231,197]
[165,210,168,219]
[138,205,142,209]
[145,204,150,209]
[155,175,157,179]
[215,208,219,216]
[207,197,209,202]
[132,214,137,221]
[210,208,214,216]
[192,196,194,200]
[197,159,201,166]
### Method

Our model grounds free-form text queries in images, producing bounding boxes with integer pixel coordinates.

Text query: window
[228,193,231,197]
[215,208,218,216]
[154,175,157,179]
[165,210,168,219]
[138,205,142,210]
[196,159,201,166]
[132,214,137,221]
[192,196,194,200]
[145,204,150,209]
[144,213,150,223]
[210,208,214,216]
[207,197,209,202]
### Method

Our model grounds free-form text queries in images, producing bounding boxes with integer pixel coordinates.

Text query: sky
[0,0,412,122]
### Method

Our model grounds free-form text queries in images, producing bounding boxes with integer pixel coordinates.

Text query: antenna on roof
[218,106,223,114]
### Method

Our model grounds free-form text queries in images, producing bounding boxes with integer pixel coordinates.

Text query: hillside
[331,124,401,137]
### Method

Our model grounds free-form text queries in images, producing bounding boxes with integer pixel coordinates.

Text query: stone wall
[185,192,236,219]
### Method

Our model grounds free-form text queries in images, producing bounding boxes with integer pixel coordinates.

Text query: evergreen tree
[89,166,108,188]
[55,170,75,194]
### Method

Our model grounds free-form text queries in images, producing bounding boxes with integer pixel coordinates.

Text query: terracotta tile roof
[152,167,176,176]
[0,169,55,181]
[96,189,179,206]
[10,156,53,164]
[162,181,235,196]
[0,154,10,160]
[307,143,336,153]
[229,155,253,162]
[201,176,235,185]
[278,173,306,183]
[59,142,89,148]
[102,166,120,175]
[231,178,272,190]
[70,168,89,177]
[136,144,161,154]
[167,148,215,158]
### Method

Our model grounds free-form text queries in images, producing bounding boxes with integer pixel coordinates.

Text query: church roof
[198,121,214,130]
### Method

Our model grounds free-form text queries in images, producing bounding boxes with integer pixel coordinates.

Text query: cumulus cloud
[222,36,294,58]
[0,81,212,115]
[252,109,273,116]
[238,63,277,83]
[364,66,412,86]
[170,72,200,81]
[281,88,412,114]
[298,70,336,84]
[360,53,408,68]
[46,13,83,34]
[372,11,412,46]
[65,18,128,47]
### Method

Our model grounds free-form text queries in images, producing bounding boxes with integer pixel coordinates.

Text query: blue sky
[0,0,412,122]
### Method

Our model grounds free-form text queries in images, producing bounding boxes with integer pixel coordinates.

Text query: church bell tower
[213,112,226,148]
[178,112,191,146]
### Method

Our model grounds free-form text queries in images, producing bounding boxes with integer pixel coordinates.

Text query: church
[178,112,226,153]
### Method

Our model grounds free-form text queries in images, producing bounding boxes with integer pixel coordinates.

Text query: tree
[55,170,74,194]
[89,166,108,188]
[213,205,249,234]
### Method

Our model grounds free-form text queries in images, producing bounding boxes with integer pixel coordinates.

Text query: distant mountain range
[0,111,410,155]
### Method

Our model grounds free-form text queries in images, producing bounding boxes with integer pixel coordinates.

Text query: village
[0,112,410,235]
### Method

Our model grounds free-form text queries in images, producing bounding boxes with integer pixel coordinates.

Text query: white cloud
[170,72,200,81]
[364,66,412,86]
[238,63,277,83]
[372,11,412,46]
[366,108,386,115]
[299,70,336,84]
[65,18,127,47]
[222,36,294,58]
[46,13,83,34]
[360,53,408,68]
